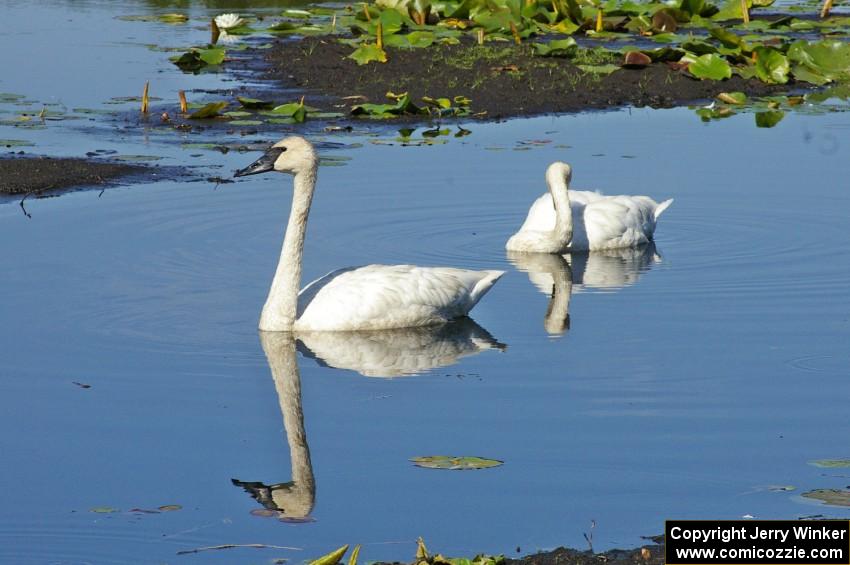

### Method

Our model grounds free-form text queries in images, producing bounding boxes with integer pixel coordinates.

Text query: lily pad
[755,110,784,128]
[533,38,578,57]
[229,120,263,126]
[158,504,182,511]
[753,46,789,84]
[689,53,732,80]
[350,43,388,65]
[188,101,228,119]
[410,455,504,470]
[717,91,747,104]
[809,459,850,468]
[237,96,274,109]
[801,489,850,507]
[90,506,119,513]
[788,40,850,82]
[0,139,34,147]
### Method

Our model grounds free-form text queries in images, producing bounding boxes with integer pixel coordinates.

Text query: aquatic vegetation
[410,455,503,469]
[170,47,226,72]
[188,101,228,119]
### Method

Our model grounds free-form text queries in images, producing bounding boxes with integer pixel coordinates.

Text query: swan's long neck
[547,166,573,250]
[259,166,317,332]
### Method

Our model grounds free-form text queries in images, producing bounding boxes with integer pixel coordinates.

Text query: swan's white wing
[582,195,658,250]
[294,265,503,331]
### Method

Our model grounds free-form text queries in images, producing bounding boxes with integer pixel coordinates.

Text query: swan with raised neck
[235,136,504,332]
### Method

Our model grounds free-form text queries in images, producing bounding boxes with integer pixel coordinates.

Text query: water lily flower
[215,13,244,30]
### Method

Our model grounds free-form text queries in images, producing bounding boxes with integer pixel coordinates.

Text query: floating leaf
[788,40,850,82]
[809,459,850,468]
[158,504,182,511]
[0,139,34,147]
[533,38,578,57]
[716,91,747,104]
[688,53,731,80]
[801,489,850,507]
[237,96,274,109]
[268,101,307,122]
[309,545,349,565]
[350,43,388,65]
[189,101,228,119]
[198,47,226,66]
[755,110,784,128]
[229,120,263,126]
[159,13,189,23]
[90,506,119,513]
[410,455,504,470]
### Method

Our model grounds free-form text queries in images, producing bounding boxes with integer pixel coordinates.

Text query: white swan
[505,162,673,253]
[235,136,504,332]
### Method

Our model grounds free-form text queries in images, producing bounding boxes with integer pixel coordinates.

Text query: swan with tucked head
[506,162,673,253]
[235,136,504,332]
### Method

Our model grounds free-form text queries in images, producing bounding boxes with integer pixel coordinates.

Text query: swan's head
[545,161,572,189]
[234,136,317,178]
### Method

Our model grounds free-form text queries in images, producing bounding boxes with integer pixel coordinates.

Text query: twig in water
[19,191,33,219]
[177,543,302,555]
[583,519,596,553]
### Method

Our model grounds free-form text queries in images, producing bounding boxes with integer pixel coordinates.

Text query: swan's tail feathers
[654,198,674,220]
[467,270,505,310]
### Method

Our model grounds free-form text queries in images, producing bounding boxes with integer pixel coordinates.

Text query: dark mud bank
[1,155,154,196]
[264,37,789,120]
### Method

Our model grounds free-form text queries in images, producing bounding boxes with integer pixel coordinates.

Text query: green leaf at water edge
[788,40,850,81]
[410,455,504,470]
[350,43,388,65]
[237,96,274,109]
[198,47,225,66]
[689,53,732,80]
[755,110,784,128]
[533,38,578,57]
[158,13,189,23]
[188,101,228,119]
[753,46,789,84]
[716,91,747,104]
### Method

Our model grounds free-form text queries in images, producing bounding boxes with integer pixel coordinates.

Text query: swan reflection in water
[232,331,316,522]
[233,319,505,519]
[297,318,506,378]
[507,242,660,336]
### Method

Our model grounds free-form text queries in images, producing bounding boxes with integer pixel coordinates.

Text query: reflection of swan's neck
[544,260,572,335]
[260,167,318,331]
[546,163,573,250]
[260,331,315,517]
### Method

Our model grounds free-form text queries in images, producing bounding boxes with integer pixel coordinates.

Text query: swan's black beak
[234,147,285,178]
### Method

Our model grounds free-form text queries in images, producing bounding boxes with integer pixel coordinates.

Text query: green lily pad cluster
[170,47,226,72]
[352,91,473,118]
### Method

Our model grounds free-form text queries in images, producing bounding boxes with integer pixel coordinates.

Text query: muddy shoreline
[263,36,791,120]
[0,154,151,196]
[374,538,665,565]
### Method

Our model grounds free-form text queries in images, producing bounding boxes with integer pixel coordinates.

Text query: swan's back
[294,265,503,331]
[515,190,672,251]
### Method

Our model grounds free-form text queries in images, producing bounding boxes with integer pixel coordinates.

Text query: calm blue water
[2,1,850,564]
